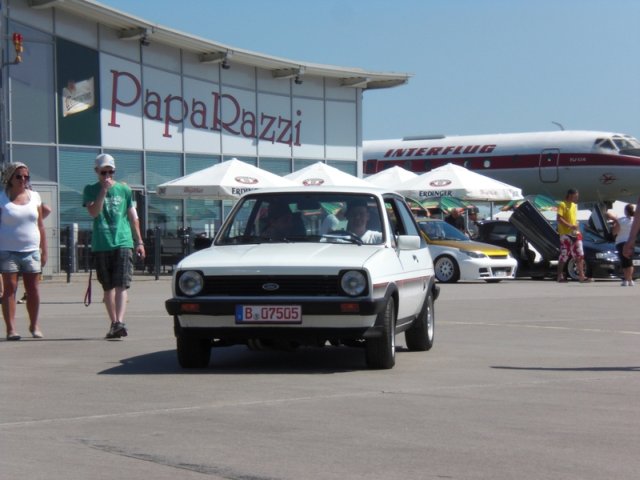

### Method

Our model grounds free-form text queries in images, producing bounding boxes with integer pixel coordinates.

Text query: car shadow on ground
[491,365,640,372]
[99,345,371,375]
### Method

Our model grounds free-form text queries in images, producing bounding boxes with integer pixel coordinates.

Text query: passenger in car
[345,199,382,244]
[264,202,295,238]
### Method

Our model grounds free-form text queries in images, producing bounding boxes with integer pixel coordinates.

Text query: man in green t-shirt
[83,154,145,339]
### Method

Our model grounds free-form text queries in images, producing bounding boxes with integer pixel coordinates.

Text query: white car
[418,219,518,283]
[165,186,438,370]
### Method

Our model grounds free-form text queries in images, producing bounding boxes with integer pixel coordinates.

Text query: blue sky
[99,0,640,141]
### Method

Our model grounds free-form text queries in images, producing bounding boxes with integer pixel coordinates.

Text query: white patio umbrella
[156,158,295,200]
[285,161,373,187]
[365,165,417,188]
[396,163,523,202]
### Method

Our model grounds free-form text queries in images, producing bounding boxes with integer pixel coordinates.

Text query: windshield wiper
[322,231,363,245]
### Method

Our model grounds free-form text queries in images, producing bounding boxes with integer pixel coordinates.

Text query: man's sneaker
[105,322,128,339]
[621,280,628,287]
[629,280,636,287]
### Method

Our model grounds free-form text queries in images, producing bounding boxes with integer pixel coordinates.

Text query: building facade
[1,0,408,274]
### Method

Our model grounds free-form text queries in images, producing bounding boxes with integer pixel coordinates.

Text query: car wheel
[405,290,434,351]
[434,255,460,283]
[365,296,396,369]
[176,334,211,369]
[566,258,590,281]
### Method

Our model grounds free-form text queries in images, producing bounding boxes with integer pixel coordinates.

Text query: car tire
[365,296,396,369]
[434,255,460,283]
[177,334,211,369]
[405,290,434,351]
[566,258,590,281]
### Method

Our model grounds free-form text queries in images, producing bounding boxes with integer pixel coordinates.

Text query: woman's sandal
[6,333,21,341]
[29,328,44,339]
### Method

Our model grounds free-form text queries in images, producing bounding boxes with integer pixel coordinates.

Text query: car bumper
[166,296,388,332]
[458,258,518,281]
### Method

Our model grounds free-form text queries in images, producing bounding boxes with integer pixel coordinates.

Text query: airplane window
[595,139,616,150]
[483,159,491,168]
[613,137,640,150]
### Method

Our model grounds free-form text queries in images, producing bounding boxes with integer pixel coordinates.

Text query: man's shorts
[559,234,584,263]
[0,250,42,274]
[94,248,134,291]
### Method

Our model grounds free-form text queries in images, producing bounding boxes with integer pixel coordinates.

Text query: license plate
[495,270,507,277]
[634,260,640,266]
[235,305,302,324]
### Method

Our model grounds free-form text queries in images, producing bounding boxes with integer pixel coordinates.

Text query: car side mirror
[506,235,517,243]
[397,234,421,250]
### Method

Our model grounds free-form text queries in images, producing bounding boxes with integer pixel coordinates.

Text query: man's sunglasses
[100,170,115,176]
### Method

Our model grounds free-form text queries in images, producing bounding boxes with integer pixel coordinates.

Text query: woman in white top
[609,203,635,286]
[0,162,48,340]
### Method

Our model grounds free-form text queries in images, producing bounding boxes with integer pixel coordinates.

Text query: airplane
[363,130,640,205]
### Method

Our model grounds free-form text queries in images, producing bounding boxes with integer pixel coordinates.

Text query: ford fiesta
[417,219,518,283]
[165,187,439,370]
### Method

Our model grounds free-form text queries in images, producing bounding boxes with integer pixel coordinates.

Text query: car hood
[177,242,382,273]
[428,239,510,255]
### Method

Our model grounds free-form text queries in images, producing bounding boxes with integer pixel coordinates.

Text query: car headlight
[340,270,367,296]
[461,250,487,259]
[178,270,204,296]
[595,252,618,261]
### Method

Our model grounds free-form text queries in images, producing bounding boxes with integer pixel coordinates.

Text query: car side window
[384,196,422,240]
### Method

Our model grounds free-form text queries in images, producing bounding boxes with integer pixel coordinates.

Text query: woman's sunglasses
[14,174,30,180]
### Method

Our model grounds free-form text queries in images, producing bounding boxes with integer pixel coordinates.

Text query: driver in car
[345,199,383,244]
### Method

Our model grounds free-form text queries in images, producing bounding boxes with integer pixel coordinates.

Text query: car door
[509,199,560,260]
[384,195,430,322]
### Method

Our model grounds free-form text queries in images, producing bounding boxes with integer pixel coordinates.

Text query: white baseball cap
[95,153,115,169]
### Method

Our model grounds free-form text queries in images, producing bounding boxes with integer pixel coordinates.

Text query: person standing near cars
[444,208,465,233]
[0,162,47,340]
[556,188,591,283]
[610,203,636,286]
[84,154,145,339]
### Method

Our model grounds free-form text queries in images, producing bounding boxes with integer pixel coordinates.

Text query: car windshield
[217,192,385,245]
[419,220,468,241]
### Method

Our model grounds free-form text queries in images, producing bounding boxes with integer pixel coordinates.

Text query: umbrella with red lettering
[157,158,295,200]
[285,162,373,187]
[396,163,523,202]
[365,165,417,187]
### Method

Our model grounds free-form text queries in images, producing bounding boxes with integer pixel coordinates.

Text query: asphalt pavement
[1,274,640,480]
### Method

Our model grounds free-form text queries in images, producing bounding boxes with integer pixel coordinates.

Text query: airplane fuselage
[363,131,640,203]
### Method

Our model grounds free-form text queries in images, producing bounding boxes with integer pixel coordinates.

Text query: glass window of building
[147,152,183,238]
[59,147,100,230]
[11,145,56,183]
[327,160,357,176]
[8,22,55,144]
[186,154,222,237]
[259,157,291,176]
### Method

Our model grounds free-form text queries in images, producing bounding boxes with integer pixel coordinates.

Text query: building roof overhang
[28,0,411,90]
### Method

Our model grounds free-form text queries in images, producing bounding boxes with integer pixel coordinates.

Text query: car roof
[240,185,396,197]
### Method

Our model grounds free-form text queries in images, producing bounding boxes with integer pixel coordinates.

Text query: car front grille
[488,254,510,259]
[202,275,341,296]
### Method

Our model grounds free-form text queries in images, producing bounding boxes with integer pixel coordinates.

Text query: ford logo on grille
[262,283,280,291]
